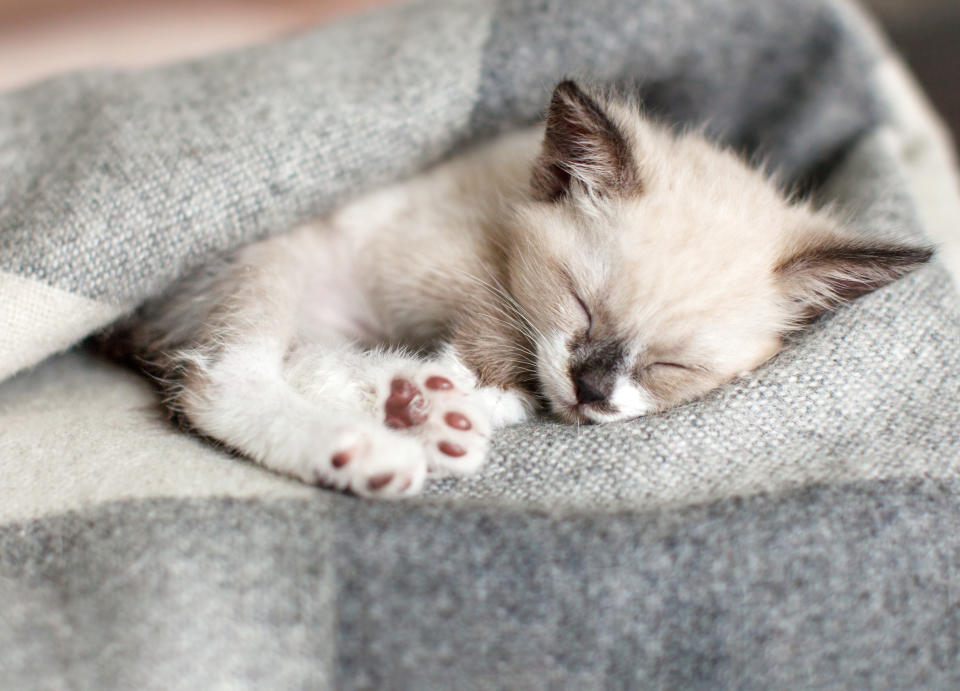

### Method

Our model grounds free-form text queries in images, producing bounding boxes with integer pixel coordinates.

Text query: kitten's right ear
[775,228,933,325]
[531,80,639,201]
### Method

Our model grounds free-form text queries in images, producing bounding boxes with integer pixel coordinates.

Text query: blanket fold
[0,0,886,380]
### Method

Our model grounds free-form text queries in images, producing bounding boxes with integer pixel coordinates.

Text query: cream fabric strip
[0,272,124,381]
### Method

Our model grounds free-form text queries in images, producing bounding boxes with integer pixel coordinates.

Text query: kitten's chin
[580,408,648,424]
[550,400,650,425]
[552,402,589,424]
[547,378,656,424]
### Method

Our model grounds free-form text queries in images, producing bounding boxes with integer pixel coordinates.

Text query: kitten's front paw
[381,370,490,477]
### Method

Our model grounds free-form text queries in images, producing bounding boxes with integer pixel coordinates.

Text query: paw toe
[438,440,467,457]
[367,472,395,491]
[444,411,471,430]
[425,376,454,391]
[331,450,352,468]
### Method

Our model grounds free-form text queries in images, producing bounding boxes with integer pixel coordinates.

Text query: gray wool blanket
[2,0,960,688]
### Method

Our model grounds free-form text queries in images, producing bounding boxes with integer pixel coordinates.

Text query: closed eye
[574,294,593,332]
[635,362,699,377]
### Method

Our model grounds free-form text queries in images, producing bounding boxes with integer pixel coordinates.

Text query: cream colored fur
[120,80,930,497]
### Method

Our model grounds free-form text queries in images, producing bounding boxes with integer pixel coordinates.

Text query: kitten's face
[505,81,930,423]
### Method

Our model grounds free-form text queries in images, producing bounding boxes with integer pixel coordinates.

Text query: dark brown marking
[532,80,641,201]
[438,441,466,457]
[425,376,454,391]
[331,451,351,468]
[569,337,625,407]
[444,412,471,430]
[776,240,933,322]
[368,473,394,491]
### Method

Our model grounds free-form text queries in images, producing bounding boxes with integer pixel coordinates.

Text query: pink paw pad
[384,378,427,429]
[438,441,467,457]
[425,376,454,391]
[367,473,394,491]
[444,412,471,430]
[331,451,351,468]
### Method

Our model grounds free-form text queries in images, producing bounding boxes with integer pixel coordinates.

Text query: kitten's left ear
[531,80,640,201]
[776,228,933,323]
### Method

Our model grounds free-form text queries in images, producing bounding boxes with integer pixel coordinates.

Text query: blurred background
[0,0,956,145]
[865,0,959,143]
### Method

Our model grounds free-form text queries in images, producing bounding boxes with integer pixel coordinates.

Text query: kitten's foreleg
[156,234,428,497]
[142,229,535,496]
[176,341,432,497]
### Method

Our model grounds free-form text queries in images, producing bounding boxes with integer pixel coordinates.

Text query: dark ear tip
[552,79,585,102]
[911,245,936,265]
[881,243,936,271]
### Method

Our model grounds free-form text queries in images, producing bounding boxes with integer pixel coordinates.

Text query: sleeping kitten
[118,80,931,498]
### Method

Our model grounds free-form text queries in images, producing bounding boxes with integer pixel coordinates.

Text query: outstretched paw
[380,371,490,476]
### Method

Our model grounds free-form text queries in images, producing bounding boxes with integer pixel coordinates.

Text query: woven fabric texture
[1,0,959,687]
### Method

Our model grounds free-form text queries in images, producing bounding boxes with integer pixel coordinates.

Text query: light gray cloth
[1,0,959,688]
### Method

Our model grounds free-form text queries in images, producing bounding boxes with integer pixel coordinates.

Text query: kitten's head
[506,80,932,423]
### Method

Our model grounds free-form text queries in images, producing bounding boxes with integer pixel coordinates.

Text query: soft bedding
[1,0,959,687]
